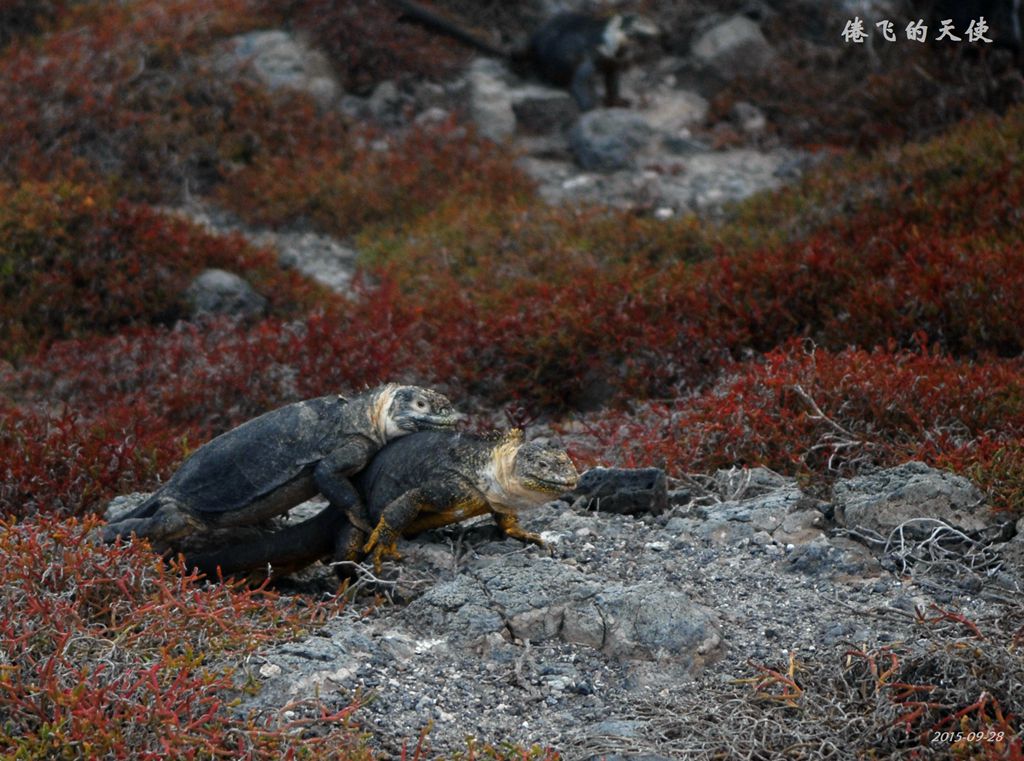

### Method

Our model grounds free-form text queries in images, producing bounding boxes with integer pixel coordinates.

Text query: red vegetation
[285,0,470,94]
[0,516,364,758]
[0,0,331,201]
[216,119,535,237]
[0,0,72,47]
[0,402,191,520]
[0,179,327,360]
[575,341,1024,510]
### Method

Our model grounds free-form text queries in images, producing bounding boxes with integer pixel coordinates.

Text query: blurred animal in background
[388,0,661,109]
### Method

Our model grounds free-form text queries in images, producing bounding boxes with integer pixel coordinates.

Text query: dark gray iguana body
[183,428,579,577]
[102,384,459,547]
[352,428,580,570]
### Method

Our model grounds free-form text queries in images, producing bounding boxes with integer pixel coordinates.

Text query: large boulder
[691,15,775,80]
[185,268,267,320]
[568,108,654,171]
[219,30,340,108]
[467,60,516,141]
[832,461,990,538]
[569,467,668,516]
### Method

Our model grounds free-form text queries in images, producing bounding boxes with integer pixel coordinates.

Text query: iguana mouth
[524,473,579,493]
[409,411,463,430]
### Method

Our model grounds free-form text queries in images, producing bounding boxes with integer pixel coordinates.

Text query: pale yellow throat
[369,383,402,444]
[481,437,547,514]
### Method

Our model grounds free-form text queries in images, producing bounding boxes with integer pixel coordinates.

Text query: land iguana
[388,0,660,111]
[102,384,461,548]
[182,428,579,576]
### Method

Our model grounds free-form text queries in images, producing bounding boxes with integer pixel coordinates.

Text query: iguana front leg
[600,58,628,107]
[495,512,548,551]
[314,436,376,531]
[363,482,488,571]
[363,488,432,572]
[570,56,599,111]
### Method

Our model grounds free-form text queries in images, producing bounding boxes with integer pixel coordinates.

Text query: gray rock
[220,30,340,108]
[570,467,668,516]
[713,467,793,500]
[366,80,409,126]
[161,201,358,297]
[413,106,452,128]
[698,485,805,532]
[402,556,599,643]
[695,519,757,546]
[774,508,827,545]
[642,89,709,134]
[691,15,774,80]
[185,268,267,320]
[273,231,358,293]
[566,582,721,664]
[833,461,989,538]
[467,61,516,141]
[519,139,804,214]
[732,100,767,133]
[785,536,880,577]
[510,84,578,135]
[400,554,720,667]
[568,108,654,172]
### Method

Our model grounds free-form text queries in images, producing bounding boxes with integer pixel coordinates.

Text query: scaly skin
[179,428,579,578]
[102,384,460,551]
[350,428,579,571]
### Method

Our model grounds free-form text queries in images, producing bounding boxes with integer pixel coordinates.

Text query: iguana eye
[414,399,427,409]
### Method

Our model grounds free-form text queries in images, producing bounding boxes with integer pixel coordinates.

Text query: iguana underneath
[102,384,460,547]
[183,428,579,576]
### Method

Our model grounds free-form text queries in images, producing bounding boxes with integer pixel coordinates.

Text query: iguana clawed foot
[496,513,549,554]
[364,520,402,572]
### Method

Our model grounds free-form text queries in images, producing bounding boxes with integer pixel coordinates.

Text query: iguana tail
[113,492,163,522]
[182,504,346,577]
[387,0,509,58]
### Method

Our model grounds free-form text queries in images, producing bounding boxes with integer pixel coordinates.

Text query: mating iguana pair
[103,384,579,575]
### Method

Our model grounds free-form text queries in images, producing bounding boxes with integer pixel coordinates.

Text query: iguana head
[599,14,660,60]
[485,429,579,511]
[513,440,579,496]
[377,385,461,440]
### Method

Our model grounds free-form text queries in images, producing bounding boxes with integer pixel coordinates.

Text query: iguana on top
[182,428,580,576]
[102,384,460,547]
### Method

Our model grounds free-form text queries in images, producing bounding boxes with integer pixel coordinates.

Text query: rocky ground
[109,462,1024,759]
